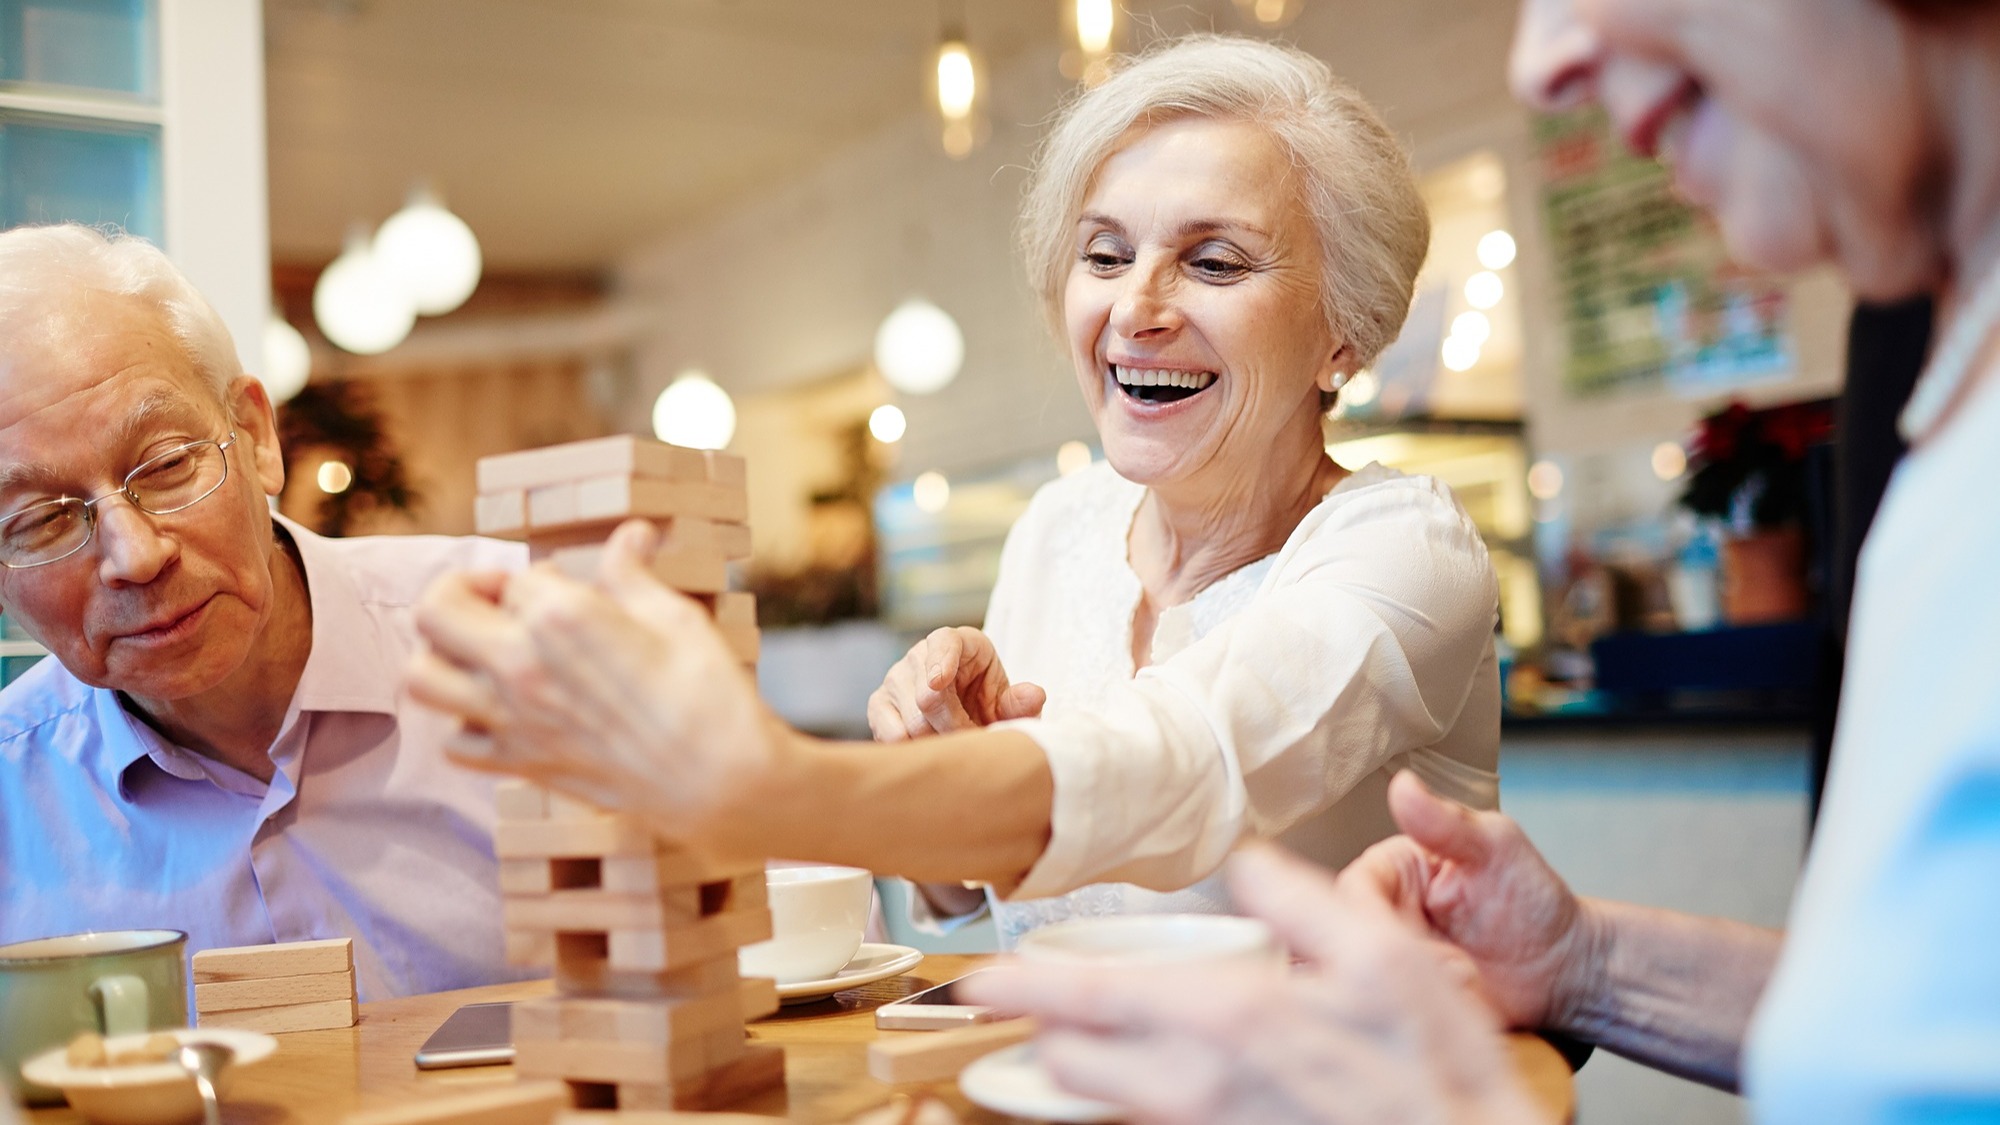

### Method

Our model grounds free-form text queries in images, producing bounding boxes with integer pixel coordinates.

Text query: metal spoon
[176,1041,235,1125]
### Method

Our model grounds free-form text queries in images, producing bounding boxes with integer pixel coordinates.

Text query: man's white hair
[1019,34,1431,372]
[0,223,242,398]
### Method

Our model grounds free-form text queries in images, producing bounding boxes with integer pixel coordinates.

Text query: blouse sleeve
[1002,474,1498,899]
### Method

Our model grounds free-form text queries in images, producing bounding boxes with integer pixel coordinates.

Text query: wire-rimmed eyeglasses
[0,433,238,569]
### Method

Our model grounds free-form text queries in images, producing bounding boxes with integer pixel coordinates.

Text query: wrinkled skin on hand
[866,625,1046,742]
[1338,772,1599,1032]
[961,843,1550,1125]
[405,520,784,852]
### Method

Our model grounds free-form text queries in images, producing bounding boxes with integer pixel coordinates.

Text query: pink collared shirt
[0,517,530,1001]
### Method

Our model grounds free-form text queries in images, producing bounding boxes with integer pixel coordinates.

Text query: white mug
[737,865,874,985]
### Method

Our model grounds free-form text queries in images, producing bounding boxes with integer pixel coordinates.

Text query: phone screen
[874,970,998,1030]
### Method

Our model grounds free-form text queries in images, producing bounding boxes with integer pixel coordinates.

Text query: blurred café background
[1,2,1879,1120]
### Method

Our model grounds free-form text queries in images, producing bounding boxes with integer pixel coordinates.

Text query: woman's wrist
[1546,895,1615,1041]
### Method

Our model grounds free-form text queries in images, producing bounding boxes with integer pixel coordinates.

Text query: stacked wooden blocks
[474,434,758,672]
[494,781,784,1111]
[192,938,357,1033]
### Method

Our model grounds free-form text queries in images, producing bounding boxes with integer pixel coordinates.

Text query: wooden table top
[26,954,1575,1123]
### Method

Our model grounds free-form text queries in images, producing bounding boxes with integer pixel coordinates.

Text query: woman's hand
[866,626,1046,742]
[405,520,789,849]
[1337,772,1602,1034]
[960,844,1551,1125]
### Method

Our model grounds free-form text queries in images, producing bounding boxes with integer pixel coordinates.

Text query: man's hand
[866,626,1045,742]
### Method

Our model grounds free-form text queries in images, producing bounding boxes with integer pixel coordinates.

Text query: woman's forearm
[1558,898,1784,1091]
[703,722,1054,888]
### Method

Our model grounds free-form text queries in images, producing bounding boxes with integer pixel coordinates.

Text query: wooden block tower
[474,435,781,1111]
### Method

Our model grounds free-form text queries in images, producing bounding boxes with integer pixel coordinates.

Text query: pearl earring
[1326,371,1351,393]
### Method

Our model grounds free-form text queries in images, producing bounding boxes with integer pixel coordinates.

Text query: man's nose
[1509,0,1603,112]
[94,499,179,587]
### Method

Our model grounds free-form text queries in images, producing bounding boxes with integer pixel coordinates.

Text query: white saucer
[960,1042,1123,1123]
[773,942,924,1004]
[23,1027,279,1125]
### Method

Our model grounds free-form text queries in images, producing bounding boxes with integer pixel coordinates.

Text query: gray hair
[1019,34,1431,373]
[0,223,242,399]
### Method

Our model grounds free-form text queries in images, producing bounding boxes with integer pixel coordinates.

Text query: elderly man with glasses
[0,224,529,1001]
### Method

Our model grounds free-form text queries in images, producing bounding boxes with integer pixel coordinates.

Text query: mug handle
[91,974,151,1037]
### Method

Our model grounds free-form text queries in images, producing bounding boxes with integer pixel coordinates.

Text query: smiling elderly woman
[406,35,1500,917]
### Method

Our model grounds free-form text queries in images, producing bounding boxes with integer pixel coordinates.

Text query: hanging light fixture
[875,298,965,395]
[374,184,483,316]
[313,226,415,355]
[652,369,736,450]
[1232,0,1306,29]
[1076,0,1113,54]
[261,314,311,402]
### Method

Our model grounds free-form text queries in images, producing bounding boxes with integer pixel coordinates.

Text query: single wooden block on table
[474,491,528,537]
[564,1041,784,1112]
[191,937,353,983]
[341,1080,569,1125]
[513,988,745,1046]
[195,969,354,1012]
[866,1018,1037,1085]
[477,436,710,495]
[196,995,359,1034]
[604,908,774,973]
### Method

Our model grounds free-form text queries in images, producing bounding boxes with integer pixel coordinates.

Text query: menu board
[1535,108,1793,398]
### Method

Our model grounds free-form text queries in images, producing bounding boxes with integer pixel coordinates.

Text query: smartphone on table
[873,970,998,1030]
[413,1001,514,1069]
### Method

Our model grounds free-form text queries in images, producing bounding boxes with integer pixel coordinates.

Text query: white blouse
[969,461,1502,947]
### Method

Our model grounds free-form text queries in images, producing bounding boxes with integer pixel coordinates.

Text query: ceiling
[262,0,1063,271]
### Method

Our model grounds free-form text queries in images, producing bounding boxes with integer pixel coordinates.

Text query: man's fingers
[866,691,910,743]
[958,962,1192,1035]
[1387,770,1493,868]
[998,681,1047,721]
[924,627,965,691]
[1226,843,1368,966]
[405,649,503,729]
[414,572,522,672]
[1336,837,1439,928]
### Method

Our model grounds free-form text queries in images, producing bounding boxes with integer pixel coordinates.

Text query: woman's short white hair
[0,223,241,399]
[1020,34,1430,372]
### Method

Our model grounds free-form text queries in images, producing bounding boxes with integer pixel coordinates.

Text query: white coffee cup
[1015,913,1281,970]
[737,865,874,985]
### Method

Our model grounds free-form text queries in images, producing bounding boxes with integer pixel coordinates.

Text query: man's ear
[226,376,287,498]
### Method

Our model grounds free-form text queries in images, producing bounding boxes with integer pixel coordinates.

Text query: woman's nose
[1109,260,1182,339]
[1509,0,1603,112]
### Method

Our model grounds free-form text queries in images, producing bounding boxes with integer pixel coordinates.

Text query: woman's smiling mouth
[1112,364,1218,404]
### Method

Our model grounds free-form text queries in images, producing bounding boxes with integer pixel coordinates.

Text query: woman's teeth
[1112,365,1217,403]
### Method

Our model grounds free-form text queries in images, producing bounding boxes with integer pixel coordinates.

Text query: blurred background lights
[936,42,975,120]
[1527,460,1565,501]
[1075,0,1113,53]
[1464,270,1505,310]
[261,315,311,403]
[373,186,483,316]
[313,229,415,355]
[652,370,737,450]
[1477,229,1517,271]
[874,298,965,395]
[912,470,951,513]
[315,459,353,494]
[1450,311,1492,345]
[1056,440,1093,476]
[1232,0,1305,28]
[1652,441,1689,481]
[1441,334,1481,372]
[868,403,908,443]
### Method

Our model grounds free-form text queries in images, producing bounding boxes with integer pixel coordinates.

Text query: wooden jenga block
[560,1040,782,1113]
[599,852,762,895]
[195,969,354,1012]
[515,1025,746,1086]
[524,516,717,556]
[866,1019,1037,1084]
[507,930,556,968]
[706,592,756,629]
[342,1081,569,1125]
[546,792,605,820]
[701,450,747,489]
[191,938,353,983]
[538,542,728,595]
[605,909,773,973]
[196,995,359,1034]
[571,476,749,526]
[504,887,706,933]
[552,945,740,1001]
[494,780,550,821]
[478,436,709,494]
[527,482,582,528]
[494,816,657,860]
[474,491,528,537]
[716,521,751,560]
[513,989,743,1046]
[716,623,759,663]
[738,976,779,1022]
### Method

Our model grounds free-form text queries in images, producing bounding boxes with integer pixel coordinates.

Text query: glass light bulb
[937,43,975,120]
[652,371,737,450]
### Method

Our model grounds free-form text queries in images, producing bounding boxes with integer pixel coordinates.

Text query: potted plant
[1680,399,1833,625]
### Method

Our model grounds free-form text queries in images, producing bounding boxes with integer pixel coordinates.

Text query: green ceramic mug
[0,930,188,1106]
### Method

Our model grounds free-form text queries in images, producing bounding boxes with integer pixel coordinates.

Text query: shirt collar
[277,513,402,716]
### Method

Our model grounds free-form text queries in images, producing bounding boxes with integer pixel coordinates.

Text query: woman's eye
[1191,255,1249,278]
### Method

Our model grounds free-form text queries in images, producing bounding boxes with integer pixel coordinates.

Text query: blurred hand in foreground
[404,519,784,847]
[1339,771,1599,1031]
[960,844,1550,1125]
[867,626,1045,742]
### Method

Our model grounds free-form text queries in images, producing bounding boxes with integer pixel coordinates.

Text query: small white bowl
[20,1028,277,1125]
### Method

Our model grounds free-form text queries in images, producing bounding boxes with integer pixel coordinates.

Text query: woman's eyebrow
[1174,217,1271,240]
